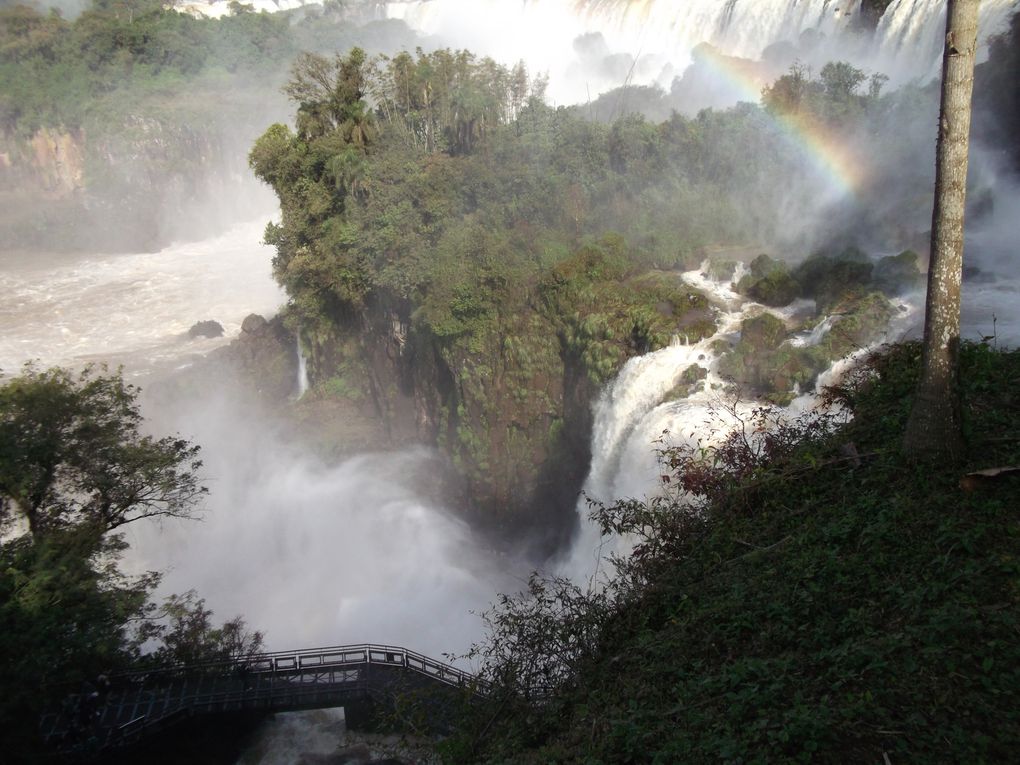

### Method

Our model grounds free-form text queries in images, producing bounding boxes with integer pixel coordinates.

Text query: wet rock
[187,319,224,339]
[817,292,895,359]
[241,313,270,336]
[793,252,873,312]
[719,290,894,399]
[740,312,787,352]
[665,363,709,400]
[227,314,297,402]
[873,250,922,295]
[734,254,800,307]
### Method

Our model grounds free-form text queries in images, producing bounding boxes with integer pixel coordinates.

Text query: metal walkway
[40,644,477,755]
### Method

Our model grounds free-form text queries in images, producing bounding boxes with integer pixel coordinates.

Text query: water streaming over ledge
[170,0,1017,106]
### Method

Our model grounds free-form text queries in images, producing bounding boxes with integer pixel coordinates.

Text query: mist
[124,381,517,659]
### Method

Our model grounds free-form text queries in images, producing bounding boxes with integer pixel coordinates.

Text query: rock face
[225,314,298,403]
[0,106,286,253]
[187,320,225,339]
[300,264,717,553]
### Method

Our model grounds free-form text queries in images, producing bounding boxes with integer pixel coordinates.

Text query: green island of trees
[248,43,919,538]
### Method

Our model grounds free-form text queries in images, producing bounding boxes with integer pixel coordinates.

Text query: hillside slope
[445,341,1020,763]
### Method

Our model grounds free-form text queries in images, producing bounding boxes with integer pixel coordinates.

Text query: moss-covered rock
[739,312,788,352]
[734,254,800,307]
[793,252,874,312]
[665,363,710,400]
[873,250,922,296]
[718,291,894,399]
[818,291,895,359]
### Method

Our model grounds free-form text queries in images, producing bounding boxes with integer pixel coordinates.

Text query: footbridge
[40,644,479,757]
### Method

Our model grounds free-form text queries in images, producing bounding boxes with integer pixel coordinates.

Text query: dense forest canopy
[0,0,413,133]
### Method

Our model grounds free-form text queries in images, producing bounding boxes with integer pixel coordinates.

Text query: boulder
[793,253,873,312]
[241,313,270,336]
[665,363,709,400]
[740,312,787,352]
[873,250,922,295]
[187,320,224,339]
[229,314,297,402]
[734,254,800,307]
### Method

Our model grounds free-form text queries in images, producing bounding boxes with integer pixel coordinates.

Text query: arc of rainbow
[683,46,867,198]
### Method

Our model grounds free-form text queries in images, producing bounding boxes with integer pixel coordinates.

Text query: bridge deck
[41,644,478,754]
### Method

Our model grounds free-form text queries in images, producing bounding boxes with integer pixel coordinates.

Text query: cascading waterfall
[382,0,1018,104]
[170,0,1018,105]
[874,0,1019,79]
[563,261,923,584]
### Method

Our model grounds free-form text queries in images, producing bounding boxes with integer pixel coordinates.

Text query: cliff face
[297,265,716,556]
[304,301,598,554]
[0,109,278,253]
[0,127,86,196]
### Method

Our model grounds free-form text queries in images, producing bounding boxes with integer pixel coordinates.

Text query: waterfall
[296,334,310,399]
[383,0,1016,104]
[873,0,1019,79]
[561,261,925,583]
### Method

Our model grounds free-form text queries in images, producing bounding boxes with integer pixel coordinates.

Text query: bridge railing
[107,643,478,689]
[40,643,495,752]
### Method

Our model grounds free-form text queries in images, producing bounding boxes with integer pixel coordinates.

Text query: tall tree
[903,0,980,462]
[0,365,206,540]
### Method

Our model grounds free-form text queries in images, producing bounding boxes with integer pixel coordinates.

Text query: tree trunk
[903,0,980,463]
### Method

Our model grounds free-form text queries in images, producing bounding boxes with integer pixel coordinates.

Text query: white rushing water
[563,234,1020,583]
[295,335,310,399]
[382,0,1018,104]
[875,0,1020,79]
[8,0,1020,679]
[0,212,513,661]
[0,218,285,378]
[168,0,1017,106]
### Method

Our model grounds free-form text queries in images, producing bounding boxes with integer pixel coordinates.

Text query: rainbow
[681,45,868,198]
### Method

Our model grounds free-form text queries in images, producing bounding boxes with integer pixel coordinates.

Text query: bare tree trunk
[903,0,980,463]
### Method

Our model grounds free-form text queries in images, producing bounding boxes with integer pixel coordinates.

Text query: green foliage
[0,2,420,137]
[762,60,883,125]
[251,44,906,524]
[0,364,206,541]
[142,590,264,667]
[444,343,1020,762]
[735,254,800,307]
[0,365,264,760]
[0,528,157,760]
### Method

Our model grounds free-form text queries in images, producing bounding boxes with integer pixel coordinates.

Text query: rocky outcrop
[188,320,225,339]
[0,128,85,196]
[0,103,286,252]
[734,254,800,307]
[301,266,717,554]
[222,314,299,403]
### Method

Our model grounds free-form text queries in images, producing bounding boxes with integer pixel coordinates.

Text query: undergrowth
[441,341,1020,763]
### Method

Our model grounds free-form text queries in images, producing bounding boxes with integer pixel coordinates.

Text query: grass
[444,341,1020,763]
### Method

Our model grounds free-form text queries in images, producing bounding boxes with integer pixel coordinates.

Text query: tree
[903,0,980,462]
[0,365,206,541]
[143,590,264,667]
